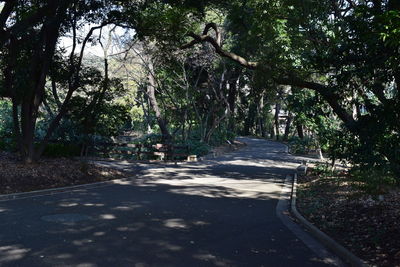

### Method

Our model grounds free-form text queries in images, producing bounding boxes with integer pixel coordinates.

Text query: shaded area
[0,153,130,195]
[297,169,400,267]
[0,138,333,266]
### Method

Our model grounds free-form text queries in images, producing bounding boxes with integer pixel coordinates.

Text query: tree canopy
[0,0,399,184]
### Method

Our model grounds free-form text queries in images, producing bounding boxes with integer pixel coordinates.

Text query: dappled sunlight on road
[0,138,333,266]
[163,218,189,229]
[0,208,9,213]
[167,185,281,200]
[0,245,31,263]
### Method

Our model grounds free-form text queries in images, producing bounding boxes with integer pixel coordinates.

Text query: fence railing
[85,143,190,161]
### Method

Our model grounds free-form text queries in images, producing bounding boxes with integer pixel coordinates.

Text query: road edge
[291,173,369,267]
[277,174,344,266]
[0,176,137,202]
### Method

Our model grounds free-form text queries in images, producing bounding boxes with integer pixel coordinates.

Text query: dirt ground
[296,168,400,267]
[0,151,131,195]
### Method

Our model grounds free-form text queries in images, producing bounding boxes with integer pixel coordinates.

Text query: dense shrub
[187,139,210,156]
[41,143,81,158]
[288,137,316,154]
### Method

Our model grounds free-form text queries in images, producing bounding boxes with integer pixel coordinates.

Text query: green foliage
[57,67,131,140]
[351,167,398,195]
[0,0,398,192]
[312,162,338,178]
[0,99,14,151]
[0,137,16,151]
[0,99,12,133]
[133,133,164,145]
[379,10,400,47]
[130,1,202,48]
[288,136,316,154]
[187,139,210,156]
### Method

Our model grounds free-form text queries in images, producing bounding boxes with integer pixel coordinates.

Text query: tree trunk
[258,95,266,137]
[243,103,256,136]
[270,125,275,139]
[284,112,293,140]
[147,60,171,142]
[296,123,304,139]
[20,100,37,163]
[182,28,360,134]
[79,26,114,138]
[274,103,281,140]
[1,2,72,162]
[227,69,240,132]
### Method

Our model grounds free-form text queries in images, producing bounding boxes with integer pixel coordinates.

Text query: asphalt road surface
[0,137,341,266]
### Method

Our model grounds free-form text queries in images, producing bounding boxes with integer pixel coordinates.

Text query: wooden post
[137,144,141,160]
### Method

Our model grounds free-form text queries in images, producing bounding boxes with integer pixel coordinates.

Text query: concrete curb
[0,176,136,202]
[278,175,344,266]
[291,173,369,267]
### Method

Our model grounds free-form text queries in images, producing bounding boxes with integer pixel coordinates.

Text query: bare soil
[296,169,400,267]
[0,151,132,195]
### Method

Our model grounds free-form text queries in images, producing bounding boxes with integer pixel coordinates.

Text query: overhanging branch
[181,23,258,69]
[181,22,358,133]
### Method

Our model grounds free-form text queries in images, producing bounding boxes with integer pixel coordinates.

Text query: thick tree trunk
[284,112,293,140]
[20,100,37,163]
[2,1,71,162]
[274,103,281,140]
[227,69,240,132]
[258,96,266,137]
[270,125,275,139]
[243,103,256,136]
[51,79,62,108]
[147,61,172,142]
[296,123,304,139]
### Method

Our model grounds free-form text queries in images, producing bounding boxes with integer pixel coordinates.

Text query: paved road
[0,137,339,266]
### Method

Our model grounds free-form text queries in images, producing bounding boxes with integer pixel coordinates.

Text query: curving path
[0,137,341,266]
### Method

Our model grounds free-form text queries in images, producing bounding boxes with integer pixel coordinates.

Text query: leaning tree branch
[181,24,258,69]
[181,23,359,133]
[0,0,15,29]
[202,22,221,46]
[277,74,358,132]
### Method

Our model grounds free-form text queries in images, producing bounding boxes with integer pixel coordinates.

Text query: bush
[133,133,163,145]
[187,139,210,156]
[350,166,397,195]
[41,143,81,158]
[0,137,16,152]
[288,137,316,154]
[207,129,236,147]
[312,162,338,177]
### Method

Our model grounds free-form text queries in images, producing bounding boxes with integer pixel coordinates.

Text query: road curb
[291,173,369,267]
[0,176,136,202]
